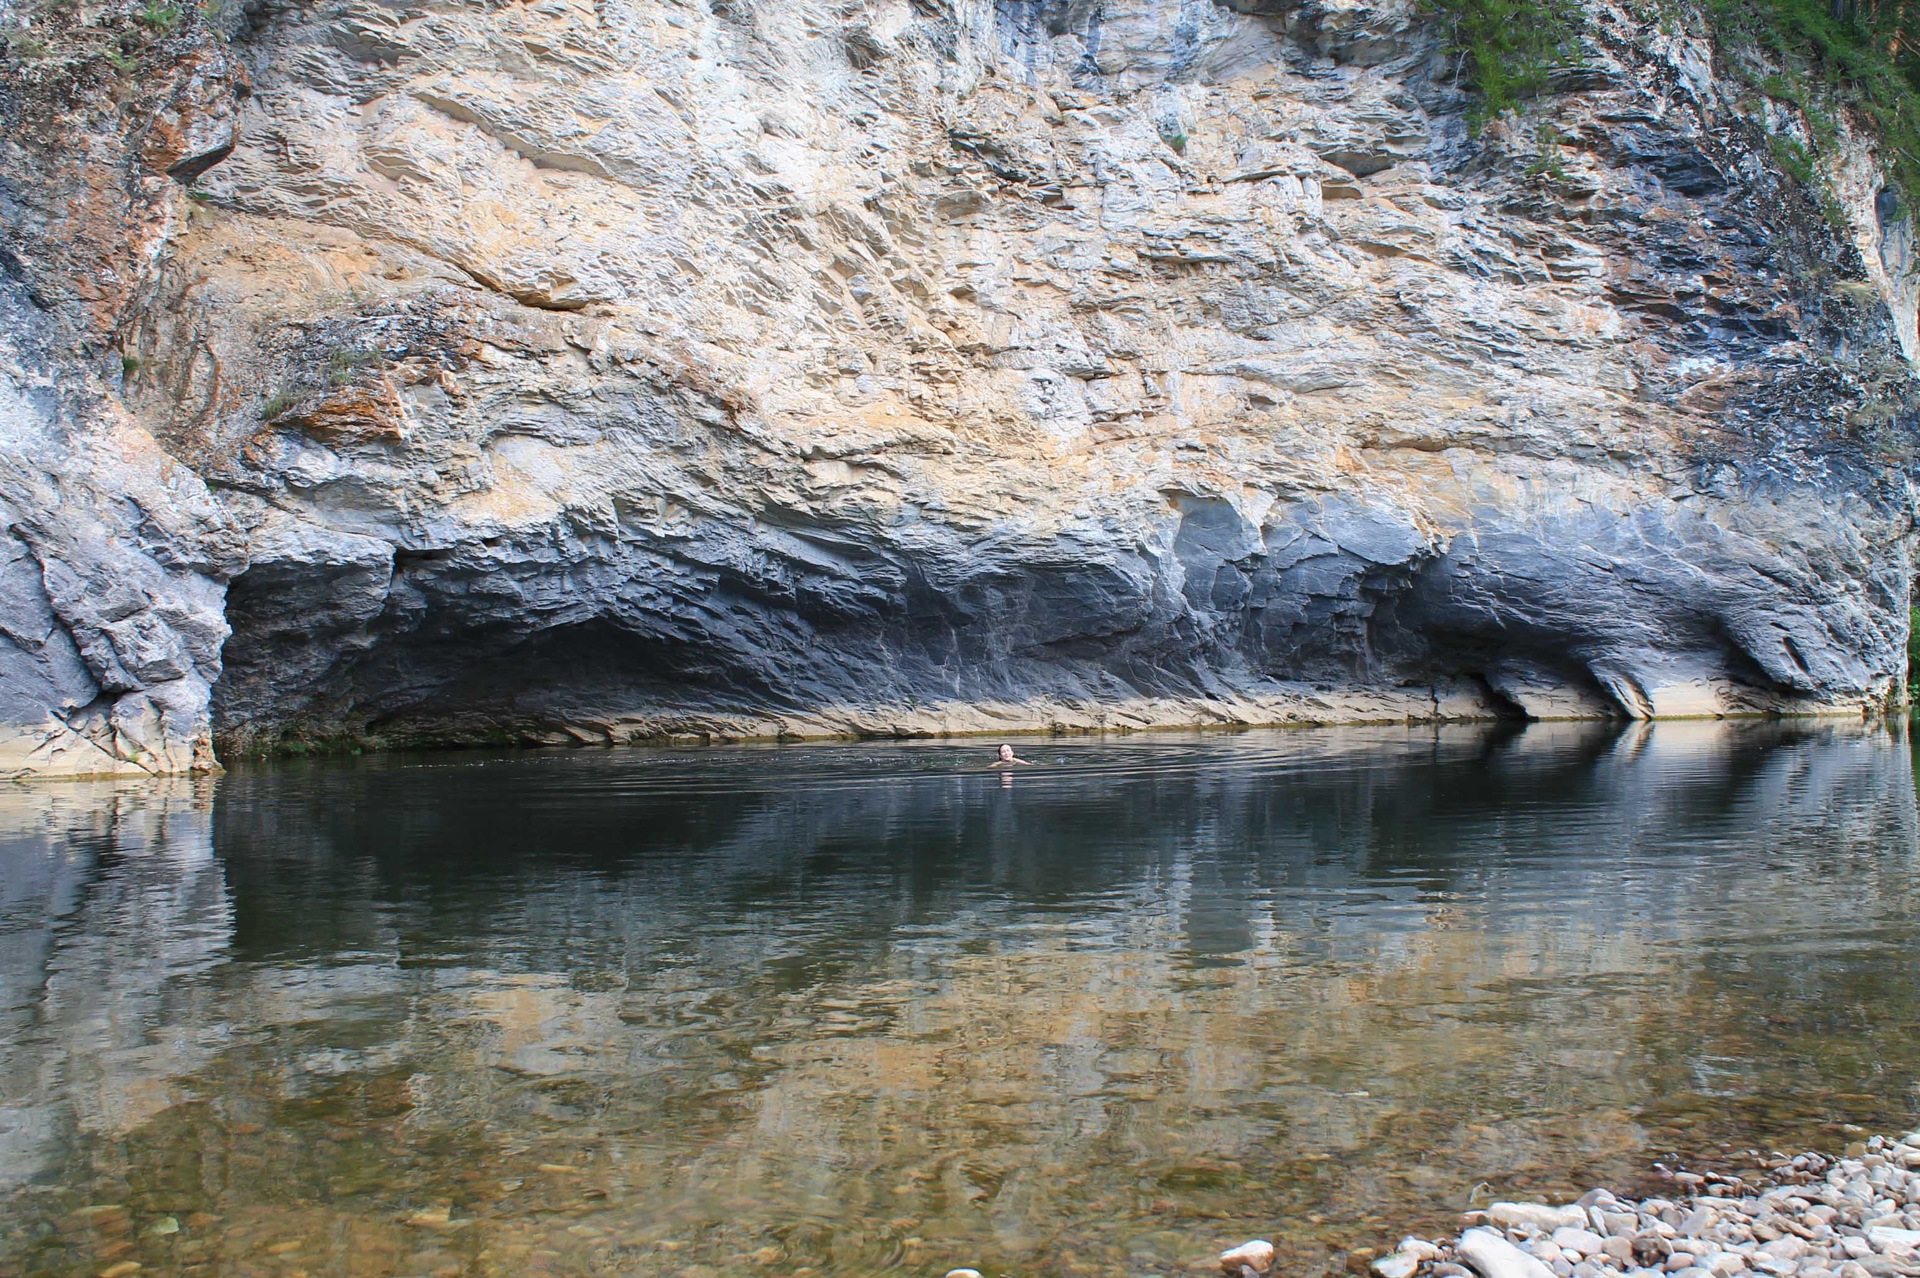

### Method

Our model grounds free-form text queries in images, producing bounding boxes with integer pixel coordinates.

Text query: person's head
[998,744,1015,760]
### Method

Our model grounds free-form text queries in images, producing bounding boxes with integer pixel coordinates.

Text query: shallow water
[1,722,1918,1278]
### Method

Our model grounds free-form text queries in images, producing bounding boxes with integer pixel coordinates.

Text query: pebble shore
[947,1132,1920,1278]
[1220,1132,1920,1278]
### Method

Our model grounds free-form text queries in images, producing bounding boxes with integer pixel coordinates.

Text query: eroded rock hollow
[2,0,1917,774]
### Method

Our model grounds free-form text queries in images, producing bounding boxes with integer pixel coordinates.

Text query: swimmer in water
[992,743,1035,768]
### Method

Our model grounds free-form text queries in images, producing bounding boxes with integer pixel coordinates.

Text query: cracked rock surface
[3,0,1919,769]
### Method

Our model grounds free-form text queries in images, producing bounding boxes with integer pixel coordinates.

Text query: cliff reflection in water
[1,722,1918,1278]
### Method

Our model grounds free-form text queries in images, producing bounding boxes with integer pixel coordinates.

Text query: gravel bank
[1219,1131,1920,1278]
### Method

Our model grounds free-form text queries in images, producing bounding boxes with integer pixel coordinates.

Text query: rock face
[0,21,245,776]
[3,0,1918,769]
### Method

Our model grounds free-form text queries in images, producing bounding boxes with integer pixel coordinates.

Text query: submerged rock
[1221,1239,1278,1274]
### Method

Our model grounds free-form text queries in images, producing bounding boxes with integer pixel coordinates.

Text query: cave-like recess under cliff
[1,0,1918,775]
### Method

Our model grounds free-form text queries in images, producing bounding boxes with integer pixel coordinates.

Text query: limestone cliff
[2,0,1917,773]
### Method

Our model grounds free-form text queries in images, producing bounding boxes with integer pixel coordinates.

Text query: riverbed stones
[1288,1136,1920,1278]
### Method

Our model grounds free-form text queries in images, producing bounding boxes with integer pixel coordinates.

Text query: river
[1,721,1916,1278]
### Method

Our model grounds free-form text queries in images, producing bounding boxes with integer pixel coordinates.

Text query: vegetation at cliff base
[1910,604,1920,697]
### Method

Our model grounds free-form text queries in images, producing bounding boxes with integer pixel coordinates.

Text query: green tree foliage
[1714,0,1920,205]
[1424,0,1584,123]
[1910,604,1920,695]
[1428,0,1920,205]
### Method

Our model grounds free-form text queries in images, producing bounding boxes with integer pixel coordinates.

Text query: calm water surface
[1,722,1918,1278]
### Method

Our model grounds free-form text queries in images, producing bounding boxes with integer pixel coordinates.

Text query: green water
[1,721,1917,1278]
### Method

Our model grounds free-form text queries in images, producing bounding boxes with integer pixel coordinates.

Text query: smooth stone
[945,1271,984,1278]
[1864,1227,1920,1253]
[1556,1229,1606,1258]
[1707,1255,1747,1277]
[1496,1206,1595,1235]
[1460,1227,1558,1278]
[1375,1253,1421,1278]
[1219,1240,1275,1275]
[1604,1240,1638,1264]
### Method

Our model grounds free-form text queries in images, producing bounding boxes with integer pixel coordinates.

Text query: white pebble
[1400,1239,1445,1262]
[1556,1229,1607,1258]
[1220,1239,1275,1274]
[1375,1253,1422,1278]
[1461,1227,1559,1278]
[1495,1205,1595,1234]
[1866,1226,1920,1255]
